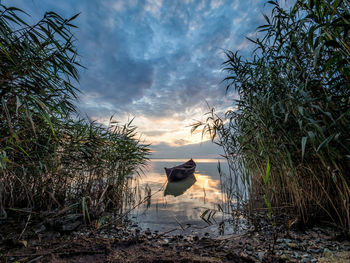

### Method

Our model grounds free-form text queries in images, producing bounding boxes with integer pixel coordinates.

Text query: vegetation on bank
[194,0,350,233]
[0,5,149,219]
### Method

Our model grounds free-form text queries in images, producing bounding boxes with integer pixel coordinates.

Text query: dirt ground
[2,226,350,263]
[1,211,350,263]
[0,233,274,263]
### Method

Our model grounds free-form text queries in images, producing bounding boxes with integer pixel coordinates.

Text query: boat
[164,159,196,182]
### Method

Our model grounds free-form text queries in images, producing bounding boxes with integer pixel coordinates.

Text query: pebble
[246,244,253,251]
[309,248,323,253]
[287,242,299,249]
[292,252,301,259]
[301,257,312,263]
[145,228,151,235]
[323,248,333,257]
[34,224,46,233]
[277,238,292,243]
[257,251,265,261]
[279,243,287,249]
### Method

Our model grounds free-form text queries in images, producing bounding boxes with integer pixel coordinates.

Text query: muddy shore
[1,213,349,263]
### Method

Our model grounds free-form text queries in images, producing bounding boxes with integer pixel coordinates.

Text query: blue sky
[3,0,290,158]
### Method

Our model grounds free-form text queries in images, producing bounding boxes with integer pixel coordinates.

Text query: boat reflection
[130,159,233,235]
[164,174,196,197]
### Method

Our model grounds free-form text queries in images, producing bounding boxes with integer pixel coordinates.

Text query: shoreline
[1,212,349,262]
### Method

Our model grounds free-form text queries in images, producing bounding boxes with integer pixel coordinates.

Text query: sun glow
[90,112,212,147]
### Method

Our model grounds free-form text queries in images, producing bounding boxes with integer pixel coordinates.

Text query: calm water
[130,159,246,236]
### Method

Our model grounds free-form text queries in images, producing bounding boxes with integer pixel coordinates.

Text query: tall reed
[0,5,149,218]
[194,0,350,233]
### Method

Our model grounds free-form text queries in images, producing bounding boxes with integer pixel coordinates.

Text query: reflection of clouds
[134,161,225,221]
[190,173,222,202]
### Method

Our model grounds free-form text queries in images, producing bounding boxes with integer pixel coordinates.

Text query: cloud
[5,0,271,155]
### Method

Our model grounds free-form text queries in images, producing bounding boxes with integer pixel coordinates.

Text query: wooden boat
[164,159,196,182]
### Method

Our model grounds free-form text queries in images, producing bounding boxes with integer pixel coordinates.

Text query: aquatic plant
[194,0,350,233]
[0,5,149,219]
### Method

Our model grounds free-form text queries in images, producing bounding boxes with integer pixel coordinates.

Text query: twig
[173,215,185,231]
[18,214,31,240]
[7,249,106,258]
[8,208,38,214]
[27,255,43,263]
[155,224,192,239]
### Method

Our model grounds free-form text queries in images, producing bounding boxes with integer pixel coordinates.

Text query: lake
[130,159,247,237]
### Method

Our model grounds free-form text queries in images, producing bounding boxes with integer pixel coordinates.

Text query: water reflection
[130,159,235,235]
[164,174,196,197]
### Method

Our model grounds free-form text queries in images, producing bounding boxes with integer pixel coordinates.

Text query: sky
[3,0,290,158]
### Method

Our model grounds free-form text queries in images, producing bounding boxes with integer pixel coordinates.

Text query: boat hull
[164,159,196,182]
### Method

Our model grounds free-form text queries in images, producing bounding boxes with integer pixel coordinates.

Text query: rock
[292,251,301,259]
[277,238,292,243]
[246,244,253,251]
[287,242,299,249]
[46,214,82,232]
[145,228,151,235]
[302,253,311,258]
[34,224,46,233]
[309,248,323,253]
[160,238,169,247]
[278,243,287,249]
[301,257,311,263]
[257,251,265,261]
[323,248,333,257]
[314,238,321,244]
[62,220,81,232]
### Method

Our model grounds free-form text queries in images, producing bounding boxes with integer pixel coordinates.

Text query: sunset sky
[5,0,290,158]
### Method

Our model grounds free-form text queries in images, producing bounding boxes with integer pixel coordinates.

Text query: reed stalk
[0,5,149,219]
[194,0,350,233]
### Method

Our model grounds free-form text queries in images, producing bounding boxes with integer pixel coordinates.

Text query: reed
[193,0,350,233]
[0,5,149,219]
